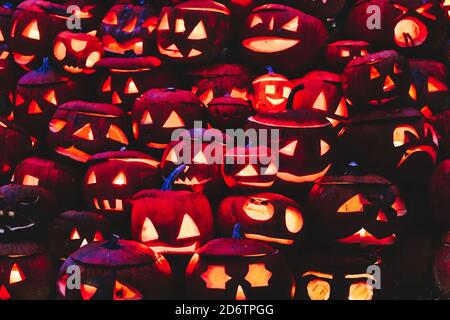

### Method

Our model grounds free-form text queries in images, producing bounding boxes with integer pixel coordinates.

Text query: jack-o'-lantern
[64,0,114,33]
[240,4,328,74]
[308,173,407,247]
[216,193,304,249]
[251,71,292,114]
[53,31,103,74]
[99,2,158,57]
[14,60,86,140]
[246,110,336,194]
[131,190,213,255]
[131,88,205,153]
[57,236,172,300]
[12,157,80,209]
[337,108,439,184]
[9,0,67,70]
[48,210,112,261]
[0,184,56,242]
[409,59,448,118]
[345,0,447,57]
[296,0,347,19]
[295,250,387,300]
[207,97,254,130]
[433,231,450,298]
[157,1,231,64]
[95,56,176,112]
[185,238,295,299]
[429,160,450,226]
[160,128,225,193]
[186,64,252,105]
[0,242,54,300]
[0,119,31,182]
[342,50,412,108]
[221,146,277,190]
[290,71,349,128]
[47,101,132,163]
[326,40,371,71]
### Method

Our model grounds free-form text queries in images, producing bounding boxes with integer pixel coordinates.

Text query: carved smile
[396,145,437,167]
[242,37,300,53]
[277,164,331,183]
[13,53,35,66]
[266,97,287,106]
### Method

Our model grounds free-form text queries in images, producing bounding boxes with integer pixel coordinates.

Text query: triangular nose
[0,284,11,300]
[383,76,395,92]
[80,238,88,247]
[235,285,246,300]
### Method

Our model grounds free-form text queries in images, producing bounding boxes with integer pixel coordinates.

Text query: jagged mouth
[396,145,437,168]
[158,44,202,59]
[174,176,213,186]
[337,228,397,246]
[92,198,124,212]
[63,65,95,74]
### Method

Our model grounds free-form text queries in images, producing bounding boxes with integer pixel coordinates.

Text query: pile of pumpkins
[0,0,449,300]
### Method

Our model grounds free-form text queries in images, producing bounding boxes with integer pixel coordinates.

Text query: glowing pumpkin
[326,40,371,71]
[251,71,292,113]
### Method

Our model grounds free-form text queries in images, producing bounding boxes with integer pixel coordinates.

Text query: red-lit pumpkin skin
[433,232,450,299]
[251,71,292,114]
[207,97,254,130]
[429,161,450,226]
[296,0,347,19]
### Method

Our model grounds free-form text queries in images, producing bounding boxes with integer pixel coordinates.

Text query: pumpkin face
[240,4,328,74]
[408,59,448,118]
[290,71,349,128]
[185,238,295,299]
[14,64,86,140]
[326,40,371,71]
[207,97,254,130]
[0,242,54,300]
[221,146,277,190]
[246,110,336,190]
[216,193,304,248]
[429,160,450,226]
[131,88,205,152]
[95,56,176,112]
[345,0,447,56]
[83,151,160,216]
[48,210,112,261]
[57,238,172,300]
[99,3,158,57]
[9,0,67,70]
[186,64,252,105]
[47,101,132,163]
[337,108,439,183]
[53,31,103,74]
[157,1,231,64]
[131,190,213,255]
[0,120,31,182]
[342,50,412,108]
[251,72,292,113]
[0,184,56,242]
[433,232,450,298]
[308,175,407,247]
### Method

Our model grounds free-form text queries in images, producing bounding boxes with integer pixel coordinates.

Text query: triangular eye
[312,91,328,111]
[102,11,118,25]
[236,164,258,177]
[163,111,184,128]
[335,98,348,117]
[188,21,207,40]
[428,77,448,93]
[140,110,153,124]
[80,284,97,300]
[244,263,272,287]
[192,151,208,164]
[337,194,366,213]
[15,93,25,106]
[122,17,137,33]
[187,48,202,57]
[0,28,3,42]
[383,75,395,92]
[177,214,200,239]
[370,66,380,79]
[9,263,25,284]
[165,148,179,163]
[73,123,94,140]
[280,140,297,156]
[28,100,43,114]
[93,231,103,242]
[54,41,66,60]
[22,174,39,186]
[49,119,66,133]
[44,90,58,105]
[250,15,263,27]
[262,162,278,175]
[113,280,142,300]
[70,228,80,240]
[199,88,214,105]
[22,20,40,40]
[102,76,112,92]
[124,78,139,94]
[141,217,158,242]
[416,3,436,20]
[112,171,127,185]
[376,210,388,222]
[158,13,169,30]
[281,16,299,32]
[106,125,129,145]
[320,139,330,156]
[201,266,232,289]
[87,171,96,184]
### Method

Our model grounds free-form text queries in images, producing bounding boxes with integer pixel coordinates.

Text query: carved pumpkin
[207,97,254,130]
[131,189,214,255]
[47,101,132,163]
[337,108,439,184]
[14,61,86,140]
[433,231,450,299]
[53,31,103,74]
[240,4,328,74]
[99,2,158,57]
[0,184,56,242]
[251,71,292,114]
[342,50,412,109]
[185,238,295,299]
[57,236,172,300]
[95,56,176,112]
[157,1,231,64]
[131,88,205,153]
[216,193,305,249]
[429,160,450,226]
[48,210,112,261]
[0,242,55,300]
[345,0,447,57]
[290,71,349,129]
[326,40,371,71]
[9,0,67,70]
[221,146,277,190]
[308,174,407,247]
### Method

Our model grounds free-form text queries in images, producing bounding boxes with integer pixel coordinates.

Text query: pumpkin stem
[37,57,50,73]
[103,234,121,249]
[265,66,273,74]
[232,223,242,239]
[162,164,187,191]
[344,161,362,175]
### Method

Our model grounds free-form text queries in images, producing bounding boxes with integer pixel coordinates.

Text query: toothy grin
[63,65,96,74]
[174,177,212,186]
[93,198,124,212]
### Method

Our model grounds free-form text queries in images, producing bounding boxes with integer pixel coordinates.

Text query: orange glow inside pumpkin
[312,92,328,112]
[285,207,303,233]
[80,284,97,300]
[102,76,112,92]
[93,231,103,242]
[122,17,137,33]
[113,280,142,300]
[28,100,43,114]
[177,214,200,239]
[102,12,118,25]
[22,20,40,40]
[279,140,297,156]
[394,18,428,48]
[112,91,122,104]
[0,285,11,300]
[70,228,80,240]
[71,39,87,52]
[306,279,331,300]
[73,123,94,141]
[107,125,129,145]
[383,76,395,92]
[340,49,350,57]
[54,41,66,60]
[348,282,374,300]
[245,263,272,287]
[337,194,366,213]
[49,119,67,133]
[428,77,448,93]
[44,90,58,105]
[140,111,153,124]
[188,21,207,40]
[163,111,184,128]
[236,164,258,177]
[124,78,139,94]
[9,263,25,284]
[112,171,127,185]
[141,217,159,242]
[393,125,419,147]
[370,66,380,79]
[22,174,39,186]
[201,265,231,289]
[243,198,274,221]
